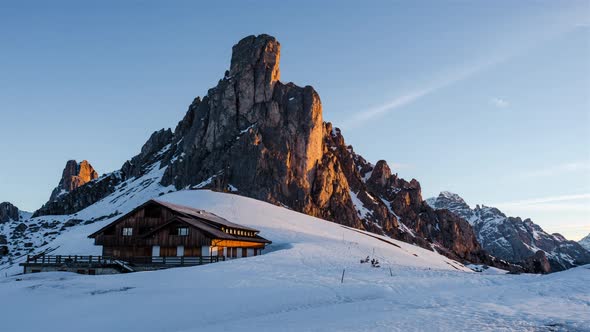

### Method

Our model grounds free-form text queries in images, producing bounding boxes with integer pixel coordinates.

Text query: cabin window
[122,227,133,236]
[177,227,189,236]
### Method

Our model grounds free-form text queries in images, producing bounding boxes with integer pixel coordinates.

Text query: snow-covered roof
[88,199,262,238]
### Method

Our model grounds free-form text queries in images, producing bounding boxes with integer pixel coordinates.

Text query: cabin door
[177,246,184,257]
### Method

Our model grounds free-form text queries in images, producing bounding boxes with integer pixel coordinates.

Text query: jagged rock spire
[230,34,281,93]
[49,160,98,201]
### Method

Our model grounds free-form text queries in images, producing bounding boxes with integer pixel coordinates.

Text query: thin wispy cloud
[341,58,504,128]
[522,161,590,177]
[493,193,590,212]
[490,97,509,108]
[341,9,584,130]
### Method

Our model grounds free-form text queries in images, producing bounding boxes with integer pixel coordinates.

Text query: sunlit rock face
[31,35,517,269]
[49,160,99,202]
[33,160,104,217]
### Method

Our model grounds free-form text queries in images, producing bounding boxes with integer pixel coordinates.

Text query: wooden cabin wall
[94,204,214,247]
[145,221,212,247]
[95,204,175,246]
[103,246,151,258]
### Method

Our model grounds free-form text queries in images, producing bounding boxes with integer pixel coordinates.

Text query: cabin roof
[153,200,259,232]
[88,199,262,238]
[141,216,270,244]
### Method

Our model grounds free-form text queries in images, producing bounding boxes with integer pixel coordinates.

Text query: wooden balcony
[21,254,225,272]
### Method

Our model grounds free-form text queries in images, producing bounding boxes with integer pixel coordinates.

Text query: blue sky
[1,1,588,240]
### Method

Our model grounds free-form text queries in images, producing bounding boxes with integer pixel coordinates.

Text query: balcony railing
[22,254,225,267]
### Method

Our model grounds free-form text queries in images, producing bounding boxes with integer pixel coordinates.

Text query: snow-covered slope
[580,234,590,252]
[427,191,590,272]
[1,190,589,331]
[1,189,469,276]
[0,161,173,270]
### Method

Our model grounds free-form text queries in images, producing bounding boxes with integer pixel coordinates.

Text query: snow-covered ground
[0,190,589,331]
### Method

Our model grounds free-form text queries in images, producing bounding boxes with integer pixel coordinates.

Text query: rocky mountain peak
[29,34,516,271]
[439,191,467,204]
[426,191,473,222]
[49,160,99,201]
[579,233,590,252]
[368,160,392,187]
[427,191,590,271]
[0,202,20,223]
[230,34,280,82]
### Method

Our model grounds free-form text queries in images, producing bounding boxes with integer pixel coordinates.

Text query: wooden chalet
[20,200,271,275]
[88,199,271,260]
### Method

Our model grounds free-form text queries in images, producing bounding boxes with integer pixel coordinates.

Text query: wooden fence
[24,254,225,267]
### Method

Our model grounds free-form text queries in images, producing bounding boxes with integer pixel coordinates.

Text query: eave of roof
[88,199,262,238]
[153,199,259,232]
[176,216,271,244]
[88,199,155,238]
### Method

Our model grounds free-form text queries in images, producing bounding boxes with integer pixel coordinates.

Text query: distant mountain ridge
[426,191,590,272]
[579,234,590,252]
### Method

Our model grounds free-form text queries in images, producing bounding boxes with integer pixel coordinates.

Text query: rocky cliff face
[31,34,516,269]
[427,191,590,272]
[0,202,20,223]
[49,160,99,201]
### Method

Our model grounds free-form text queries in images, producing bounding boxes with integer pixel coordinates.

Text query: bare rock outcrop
[0,202,20,223]
[521,250,551,274]
[49,160,99,201]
